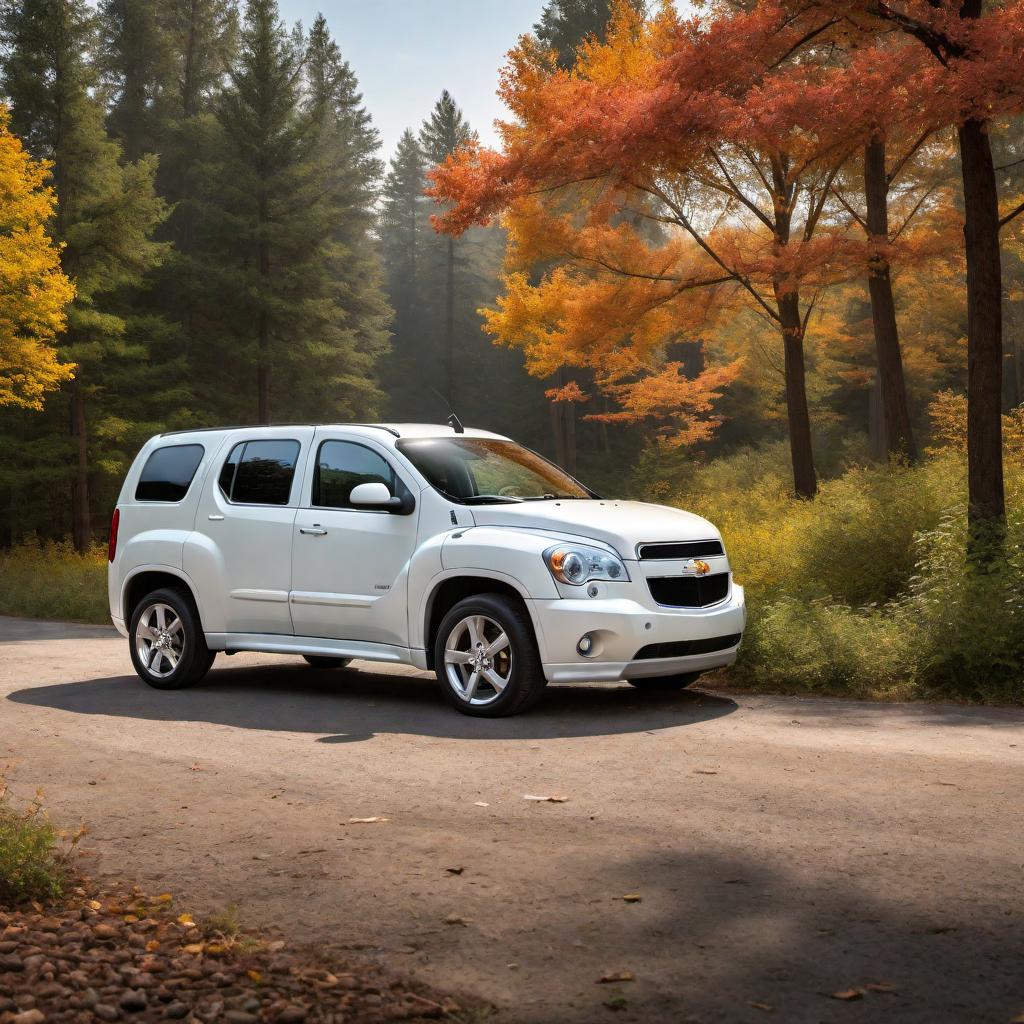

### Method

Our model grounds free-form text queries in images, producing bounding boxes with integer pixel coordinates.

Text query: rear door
[189,430,313,635]
[289,432,420,645]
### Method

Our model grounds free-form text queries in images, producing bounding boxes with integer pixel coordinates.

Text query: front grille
[638,539,724,560]
[634,633,742,660]
[647,573,729,608]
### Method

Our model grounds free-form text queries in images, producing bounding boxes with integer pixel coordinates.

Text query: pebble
[118,990,148,1013]
[163,1003,190,1020]
[277,1007,308,1024]
[11,1010,46,1024]
[92,925,120,941]
[0,953,25,972]
[223,1011,258,1024]
[93,1004,119,1021]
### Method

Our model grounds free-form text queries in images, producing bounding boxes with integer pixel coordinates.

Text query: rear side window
[218,439,301,506]
[314,440,399,508]
[135,444,205,502]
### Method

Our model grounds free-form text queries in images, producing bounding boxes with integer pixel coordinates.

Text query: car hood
[466,499,719,558]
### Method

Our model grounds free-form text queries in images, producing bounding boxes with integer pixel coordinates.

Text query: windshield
[396,437,591,504]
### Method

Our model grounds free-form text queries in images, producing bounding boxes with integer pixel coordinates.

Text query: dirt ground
[2,616,1022,1023]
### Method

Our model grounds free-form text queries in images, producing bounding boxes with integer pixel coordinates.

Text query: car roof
[158,423,511,443]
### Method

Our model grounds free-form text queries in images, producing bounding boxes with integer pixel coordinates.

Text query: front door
[289,434,420,646]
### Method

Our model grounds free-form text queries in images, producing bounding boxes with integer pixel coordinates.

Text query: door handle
[300,526,328,536]
[208,514,224,521]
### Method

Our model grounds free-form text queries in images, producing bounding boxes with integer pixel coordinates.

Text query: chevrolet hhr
[108,423,745,716]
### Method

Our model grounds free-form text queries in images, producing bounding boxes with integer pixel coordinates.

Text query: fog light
[577,633,594,656]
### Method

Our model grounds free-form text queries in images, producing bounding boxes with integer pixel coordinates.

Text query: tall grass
[668,446,1024,704]
[0,538,108,624]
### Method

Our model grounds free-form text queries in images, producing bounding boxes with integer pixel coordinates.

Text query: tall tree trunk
[564,399,577,477]
[864,135,918,463]
[70,383,90,553]
[445,235,455,407]
[868,374,886,461]
[257,191,271,423]
[775,290,817,499]
[958,117,1005,529]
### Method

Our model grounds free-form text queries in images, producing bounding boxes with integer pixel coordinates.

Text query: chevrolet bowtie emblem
[689,559,711,576]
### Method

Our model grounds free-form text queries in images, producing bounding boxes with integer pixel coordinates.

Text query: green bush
[0,538,108,624]
[665,444,1023,704]
[0,779,79,905]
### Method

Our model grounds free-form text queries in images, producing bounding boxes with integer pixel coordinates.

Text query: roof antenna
[426,384,465,433]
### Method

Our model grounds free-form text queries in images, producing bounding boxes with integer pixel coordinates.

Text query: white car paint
[109,423,745,684]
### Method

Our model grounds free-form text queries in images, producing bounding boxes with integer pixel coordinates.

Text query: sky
[278,1,547,164]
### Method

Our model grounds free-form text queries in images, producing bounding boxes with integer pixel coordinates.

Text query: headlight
[544,543,630,586]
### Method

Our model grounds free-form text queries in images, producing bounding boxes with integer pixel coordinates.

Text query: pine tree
[0,0,169,551]
[379,129,428,417]
[197,1,386,423]
[420,91,474,407]
[281,13,388,421]
[534,0,645,69]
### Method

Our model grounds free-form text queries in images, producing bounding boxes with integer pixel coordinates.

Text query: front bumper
[528,583,745,684]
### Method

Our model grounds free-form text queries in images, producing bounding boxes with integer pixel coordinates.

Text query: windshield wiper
[461,494,525,504]
[522,493,585,501]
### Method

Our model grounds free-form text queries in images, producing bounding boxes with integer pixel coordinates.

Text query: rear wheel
[434,593,546,717]
[302,655,351,669]
[627,672,701,692]
[129,587,213,690]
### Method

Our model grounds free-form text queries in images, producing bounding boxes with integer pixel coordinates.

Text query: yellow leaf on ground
[247,970,262,984]
[182,943,204,955]
[157,893,173,903]
[622,894,642,903]
[831,989,863,1001]
[176,914,194,926]
[597,972,634,984]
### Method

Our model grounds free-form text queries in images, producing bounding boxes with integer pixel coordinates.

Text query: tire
[302,655,351,669]
[129,587,214,690]
[434,593,546,717]
[627,672,702,692]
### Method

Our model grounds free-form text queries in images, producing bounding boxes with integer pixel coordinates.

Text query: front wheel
[627,672,702,692]
[434,594,546,717]
[129,588,213,690]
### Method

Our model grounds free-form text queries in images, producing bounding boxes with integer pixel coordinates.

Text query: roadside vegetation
[0,773,81,904]
[0,539,108,624]
[656,397,1024,704]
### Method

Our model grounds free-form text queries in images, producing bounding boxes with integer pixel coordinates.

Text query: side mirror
[349,481,403,510]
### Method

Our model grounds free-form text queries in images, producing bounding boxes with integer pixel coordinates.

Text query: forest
[0,0,1022,701]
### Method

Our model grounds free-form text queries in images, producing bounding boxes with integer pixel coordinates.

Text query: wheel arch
[422,572,540,671]
[122,567,204,628]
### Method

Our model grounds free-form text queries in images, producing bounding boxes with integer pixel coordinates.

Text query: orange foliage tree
[809,0,1024,529]
[430,2,888,498]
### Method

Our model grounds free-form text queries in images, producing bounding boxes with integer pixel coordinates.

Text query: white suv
[108,423,745,716]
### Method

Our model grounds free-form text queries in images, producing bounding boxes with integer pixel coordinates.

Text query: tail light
[108,508,120,562]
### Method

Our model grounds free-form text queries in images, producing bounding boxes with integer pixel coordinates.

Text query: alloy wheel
[135,602,185,679]
[443,614,513,706]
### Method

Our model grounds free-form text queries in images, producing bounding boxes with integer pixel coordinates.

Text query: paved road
[2,616,1022,1023]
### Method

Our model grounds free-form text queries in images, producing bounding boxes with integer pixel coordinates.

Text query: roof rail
[159,422,402,438]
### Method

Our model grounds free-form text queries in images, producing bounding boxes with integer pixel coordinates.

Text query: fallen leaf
[157,893,173,903]
[597,971,635,984]
[473,801,489,807]
[749,1002,774,1012]
[444,914,469,926]
[693,769,718,775]
[523,794,569,802]
[348,816,389,823]
[247,969,262,984]
[204,943,226,956]
[445,867,465,875]
[622,894,642,903]
[182,943,204,955]
[145,940,160,952]
[830,989,863,1001]
[266,940,286,952]
[176,913,194,926]
[866,982,897,994]
[87,900,102,911]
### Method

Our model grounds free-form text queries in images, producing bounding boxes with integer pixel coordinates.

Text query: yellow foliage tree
[0,106,75,410]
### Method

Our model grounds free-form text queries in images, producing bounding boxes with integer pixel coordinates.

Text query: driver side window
[313,440,399,509]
